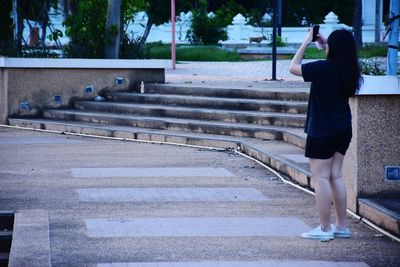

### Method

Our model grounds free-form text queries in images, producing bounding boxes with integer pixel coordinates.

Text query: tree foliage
[214,0,246,27]
[280,0,354,26]
[63,0,107,58]
[187,0,228,45]
[0,0,60,56]
[3,0,387,58]
[0,0,14,55]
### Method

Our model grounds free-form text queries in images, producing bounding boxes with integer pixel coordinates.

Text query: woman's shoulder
[302,60,330,74]
[309,60,338,71]
[303,59,330,69]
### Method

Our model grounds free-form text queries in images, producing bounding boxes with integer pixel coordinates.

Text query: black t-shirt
[301,60,352,137]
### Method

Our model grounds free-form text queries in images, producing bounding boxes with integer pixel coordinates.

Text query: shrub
[360,57,386,75]
[359,44,387,58]
[268,35,287,47]
[120,32,147,59]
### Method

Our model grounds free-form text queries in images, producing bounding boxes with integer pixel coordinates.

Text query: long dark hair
[327,29,362,96]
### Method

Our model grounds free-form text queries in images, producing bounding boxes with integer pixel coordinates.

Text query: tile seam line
[1,123,399,243]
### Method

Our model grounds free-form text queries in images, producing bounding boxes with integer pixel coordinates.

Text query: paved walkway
[165,60,311,84]
[1,128,400,267]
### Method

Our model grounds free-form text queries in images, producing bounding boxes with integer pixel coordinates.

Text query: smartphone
[312,25,320,42]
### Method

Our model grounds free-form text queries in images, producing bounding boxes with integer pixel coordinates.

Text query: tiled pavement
[77,188,268,202]
[165,60,310,83]
[97,261,370,267]
[1,128,400,267]
[85,217,309,238]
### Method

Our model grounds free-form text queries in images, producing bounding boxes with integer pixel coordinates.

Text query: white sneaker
[331,224,351,238]
[301,225,334,240]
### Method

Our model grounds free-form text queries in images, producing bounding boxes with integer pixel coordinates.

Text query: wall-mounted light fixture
[385,166,400,181]
[21,101,30,110]
[54,95,62,104]
[85,85,94,95]
[116,77,125,86]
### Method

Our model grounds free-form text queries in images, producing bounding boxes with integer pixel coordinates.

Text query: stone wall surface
[0,58,166,124]
[344,96,400,211]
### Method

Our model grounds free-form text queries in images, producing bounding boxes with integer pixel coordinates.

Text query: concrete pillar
[323,12,340,35]
[231,14,246,42]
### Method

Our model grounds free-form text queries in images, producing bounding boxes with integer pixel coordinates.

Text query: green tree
[214,0,246,27]
[3,0,59,55]
[139,0,191,48]
[63,0,108,58]
[187,0,228,45]
[281,1,354,26]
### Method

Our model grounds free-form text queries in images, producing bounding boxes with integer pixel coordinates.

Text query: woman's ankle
[335,221,348,229]
[321,224,332,232]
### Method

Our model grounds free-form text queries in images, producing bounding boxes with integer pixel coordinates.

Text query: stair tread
[145,83,310,99]
[243,139,310,174]
[111,92,308,106]
[359,198,400,220]
[75,101,307,119]
[44,109,306,138]
[9,117,244,142]
[151,83,310,92]
[0,231,12,238]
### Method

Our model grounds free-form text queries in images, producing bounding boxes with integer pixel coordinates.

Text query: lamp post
[171,0,176,70]
[387,0,399,75]
[272,0,278,80]
[277,0,282,37]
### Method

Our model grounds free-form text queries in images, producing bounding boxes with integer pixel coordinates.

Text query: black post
[272,0,278,80]
[277,0,282,37]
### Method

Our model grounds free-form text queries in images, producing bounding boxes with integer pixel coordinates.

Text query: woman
[289,28,362,240]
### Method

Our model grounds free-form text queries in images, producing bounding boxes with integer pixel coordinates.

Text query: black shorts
[305,128,352,159]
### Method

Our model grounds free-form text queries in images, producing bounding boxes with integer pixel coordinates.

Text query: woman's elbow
[289,65,302,76]
[289,65,296,75]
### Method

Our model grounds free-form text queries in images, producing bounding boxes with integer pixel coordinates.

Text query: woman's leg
[309,157,333,231]
[329,152,348,229]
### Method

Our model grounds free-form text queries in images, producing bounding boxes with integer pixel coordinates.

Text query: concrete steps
[8,82,400,237]
[358,198,400,237]
[9,82,310,185]
[144,83,310,101]
[42,109,306,148]
[73,101,306,128]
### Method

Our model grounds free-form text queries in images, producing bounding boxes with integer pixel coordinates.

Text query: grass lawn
[146,43,241,61]
[145,43,388,61]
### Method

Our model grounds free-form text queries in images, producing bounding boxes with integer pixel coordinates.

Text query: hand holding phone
[312,25,320,42]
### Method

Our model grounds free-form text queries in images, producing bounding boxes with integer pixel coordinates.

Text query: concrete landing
[1,127,400,266]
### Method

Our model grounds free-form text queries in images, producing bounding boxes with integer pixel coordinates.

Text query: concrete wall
[0,58,166,124]
[344,95,400,212]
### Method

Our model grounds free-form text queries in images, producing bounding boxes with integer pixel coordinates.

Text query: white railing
[23,10,383,47]
[128,11,380,44]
